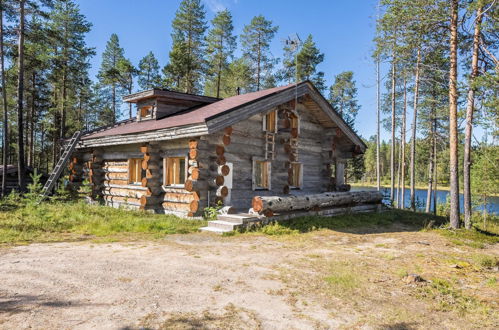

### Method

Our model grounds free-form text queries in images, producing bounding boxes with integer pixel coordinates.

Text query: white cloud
[204,0,226,13]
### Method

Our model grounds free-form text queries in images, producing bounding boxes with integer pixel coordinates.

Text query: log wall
[76,98,354,216]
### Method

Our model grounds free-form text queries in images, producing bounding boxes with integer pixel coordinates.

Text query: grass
[250,210,445,236]
[434,221,499,248]
[417,278,490,315]
[0,200,204,244]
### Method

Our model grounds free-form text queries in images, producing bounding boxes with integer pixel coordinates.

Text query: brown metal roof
[83,84,295,140]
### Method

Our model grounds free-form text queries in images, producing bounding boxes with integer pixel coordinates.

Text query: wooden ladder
[265,132,276,160]
[40,131,83,200]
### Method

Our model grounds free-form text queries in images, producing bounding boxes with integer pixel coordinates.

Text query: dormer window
[139,105,153,120]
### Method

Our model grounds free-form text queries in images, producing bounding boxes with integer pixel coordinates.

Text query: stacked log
[252,191,383,216]
[214,127,232,205]
[139,144,162,211]
[89,150,104,200]
[166,139,202,216]
[282,110,299,194]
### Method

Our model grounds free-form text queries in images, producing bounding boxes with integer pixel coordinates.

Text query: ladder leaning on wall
[39,131,83,201]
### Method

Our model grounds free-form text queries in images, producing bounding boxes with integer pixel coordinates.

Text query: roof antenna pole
[286,34,301,111]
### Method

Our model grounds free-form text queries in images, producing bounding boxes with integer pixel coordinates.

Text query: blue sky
[75,0,383,140]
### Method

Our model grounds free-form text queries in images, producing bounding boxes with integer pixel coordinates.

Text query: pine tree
[137,51,161,90]
[47,0,93,158]
[164,0,207,94]
[281,34,325,92]
[328,71,360,128]
[448,0,460,228]
[205,9,236,98]
[220,57,252,97]
[240,15,278,91]
[116,58,136,119]
[98,34,124,124]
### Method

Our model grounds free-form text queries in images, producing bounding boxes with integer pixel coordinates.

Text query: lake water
[351,186,499,215]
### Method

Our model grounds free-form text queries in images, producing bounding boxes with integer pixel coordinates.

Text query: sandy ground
[0,229,497,329]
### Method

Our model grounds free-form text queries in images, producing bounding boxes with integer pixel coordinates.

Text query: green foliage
[97,33,125,123]
[328,71,360,128]
[240,15,278,91]
[259,222,298,236]
[0,201,203,244]
[418,278,489,315]
[203,201,223,220]
[205,9,236,98]
[164,0,207,94]
[280,34,325,92]
[137,51,161,90]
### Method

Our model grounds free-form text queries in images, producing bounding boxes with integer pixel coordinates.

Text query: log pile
[139,144,162,211]
[89,150,104,200]
[252,191,383,216]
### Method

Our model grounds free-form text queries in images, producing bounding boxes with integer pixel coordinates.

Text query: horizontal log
[103,195,141,205]
[104,172,129,180]
[161,200,199,213]
[163,192,199,203]
[252,191,383,214]
[184,179,208,192]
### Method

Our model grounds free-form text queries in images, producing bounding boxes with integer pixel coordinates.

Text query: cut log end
[252,196,263,213]
[189,149,198,160]
[215,145,225,156]
[224,126,233,135]
[218,164,230,176]
[216,186,229,197]
[222,135,231,146]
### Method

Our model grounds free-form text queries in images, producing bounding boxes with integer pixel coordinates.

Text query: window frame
[289,110,300,134]
[128,158,144,185]
[163,156,188,188]
[252,157,271,191]
[262,110,278,133]
[289,162,303,189]
[139,105,153,120]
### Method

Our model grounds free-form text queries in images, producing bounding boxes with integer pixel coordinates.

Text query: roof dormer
[123,89,220,122]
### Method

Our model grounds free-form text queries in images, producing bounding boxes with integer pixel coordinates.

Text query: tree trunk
[463,6,483,229]
[390,59,396,203]
[112,83,116,124]
[432,135,437,215]
[28,72,36,168]
[425,112,436,213]
[0,1,8,196]
[252,191,383,214]
[410,48,421,211]
[400,75,407,209]
[376,59,381,191]
[17,0,26,192]
[448,0,460,229]
[396,137,401,208]
[256,32,261,91]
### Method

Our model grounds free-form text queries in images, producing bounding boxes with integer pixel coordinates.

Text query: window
[128,158,143,184]
[264,110,277,133]
[253,159,271,190]
[140,106,153,119]
[290,113,299,130]
[290,162,303,188]
[164,157,187,186]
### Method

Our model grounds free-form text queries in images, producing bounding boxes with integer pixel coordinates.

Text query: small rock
[450,264,462,269]
[403,274,425,284]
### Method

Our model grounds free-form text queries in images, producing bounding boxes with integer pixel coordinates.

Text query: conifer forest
[0,0,497,230]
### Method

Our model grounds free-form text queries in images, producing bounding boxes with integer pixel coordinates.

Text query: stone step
[217,214,259,224]
[199,226,232,234]
[207,220,242,231]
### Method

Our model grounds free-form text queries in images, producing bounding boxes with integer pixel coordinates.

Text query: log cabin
[72,81,380,224]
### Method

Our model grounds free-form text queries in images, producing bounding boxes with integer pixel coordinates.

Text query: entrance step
[199,213,260,234]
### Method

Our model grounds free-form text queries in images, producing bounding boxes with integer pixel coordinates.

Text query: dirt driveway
[1,228,498,329]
